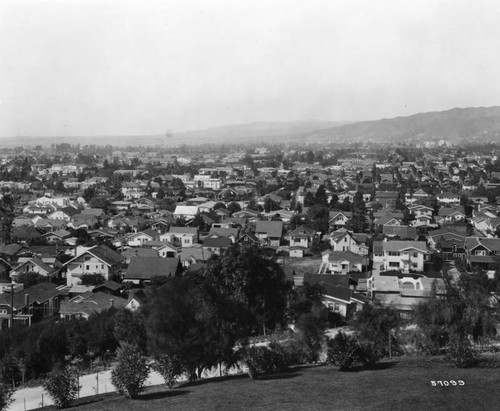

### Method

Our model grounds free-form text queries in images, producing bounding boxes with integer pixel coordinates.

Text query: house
[0,282,62,328]
[42,229,71,244]
[173,205,199,220]
[125,288,151,312]
[10,257,58,281]
[35,218,67,232]
[368,270,446,317]
[465,237,500,270]
[64,245,125,286]
[207,227,240,243]
[160,226,199,247]
[48,206,80,221]
[126,228,160,247]
[299,273,365,317]
[373,240,429,273]
[318,250,369,274]
[59,291,127,320]
[123,256,182,284]
[254,221,284,247]
[329,211,352,231]
[437,207,467,224]
[177,246,213,267]
[202,236,233,255]
[329,229,369,256]
[428,228,467,260]
[236,232,260,247]
[287,225,316,248]
[373,212,403,227]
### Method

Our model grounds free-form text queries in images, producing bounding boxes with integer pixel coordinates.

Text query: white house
[329,229,369,255]
[373,240,429,273]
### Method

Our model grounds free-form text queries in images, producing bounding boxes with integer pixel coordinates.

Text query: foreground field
[35,357,500,411]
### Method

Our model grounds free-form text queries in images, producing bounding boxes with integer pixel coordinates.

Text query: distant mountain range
[4,106,500,147]
[305,106,500,145]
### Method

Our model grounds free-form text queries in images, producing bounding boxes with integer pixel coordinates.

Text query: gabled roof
[12,256,55,275]
[465,237,500,252]
[255,220,283,237]
[65,245,125,267]
[329,211,352,221]
[288,225,316,238]
[208,227,240,238]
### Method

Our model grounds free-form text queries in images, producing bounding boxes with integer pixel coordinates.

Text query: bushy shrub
[357,341,383,368]
[446,337,479,368]
[326,331,361,371]
[43,365,80,409]
[0,384,13,411]
[111,344,149,399]
[152,355,184,388]
[243,343,291,379]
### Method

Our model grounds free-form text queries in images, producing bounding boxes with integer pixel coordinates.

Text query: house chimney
[25,293,29,306]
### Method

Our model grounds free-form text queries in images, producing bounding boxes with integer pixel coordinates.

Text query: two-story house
[288,225,316,248]
[373,240,429,273]
[160,226,199,247]
[329,229,368,256]
[64,245,125,286]
[329,211,352,231]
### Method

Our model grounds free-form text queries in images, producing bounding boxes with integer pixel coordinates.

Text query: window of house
[334,303,340,312]
[101,264,104,269]
[388,251,400,256]
[86,265,90,270]
[389,262,400,267]
[475,250,486,256]
[412,263,418,268]
[413,252,418,258]
[84,256,91,261]
[328,303,334,311]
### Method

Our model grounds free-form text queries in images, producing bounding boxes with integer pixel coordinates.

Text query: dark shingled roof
[124,256,181,281]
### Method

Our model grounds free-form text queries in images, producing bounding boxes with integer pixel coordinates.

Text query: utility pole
[10,283,14,328]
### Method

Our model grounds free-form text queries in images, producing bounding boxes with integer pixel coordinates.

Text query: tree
[227,202,242,214]
[350,301,401,358]
[152,355,183,388]
[348,191,368,233]
[43,365,80,409]
[146,274,225,380]
[264,197,279,213]
[111,344,149,399]
[113,309,147,353]
[205,246,290,336]
[0,383,13,411]
[80,274,105,286]
[314,185,328,206]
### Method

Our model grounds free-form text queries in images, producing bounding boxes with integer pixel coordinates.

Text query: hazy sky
[1,0,500,137]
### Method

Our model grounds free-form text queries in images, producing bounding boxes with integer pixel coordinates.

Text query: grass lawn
[35,357,500,411]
